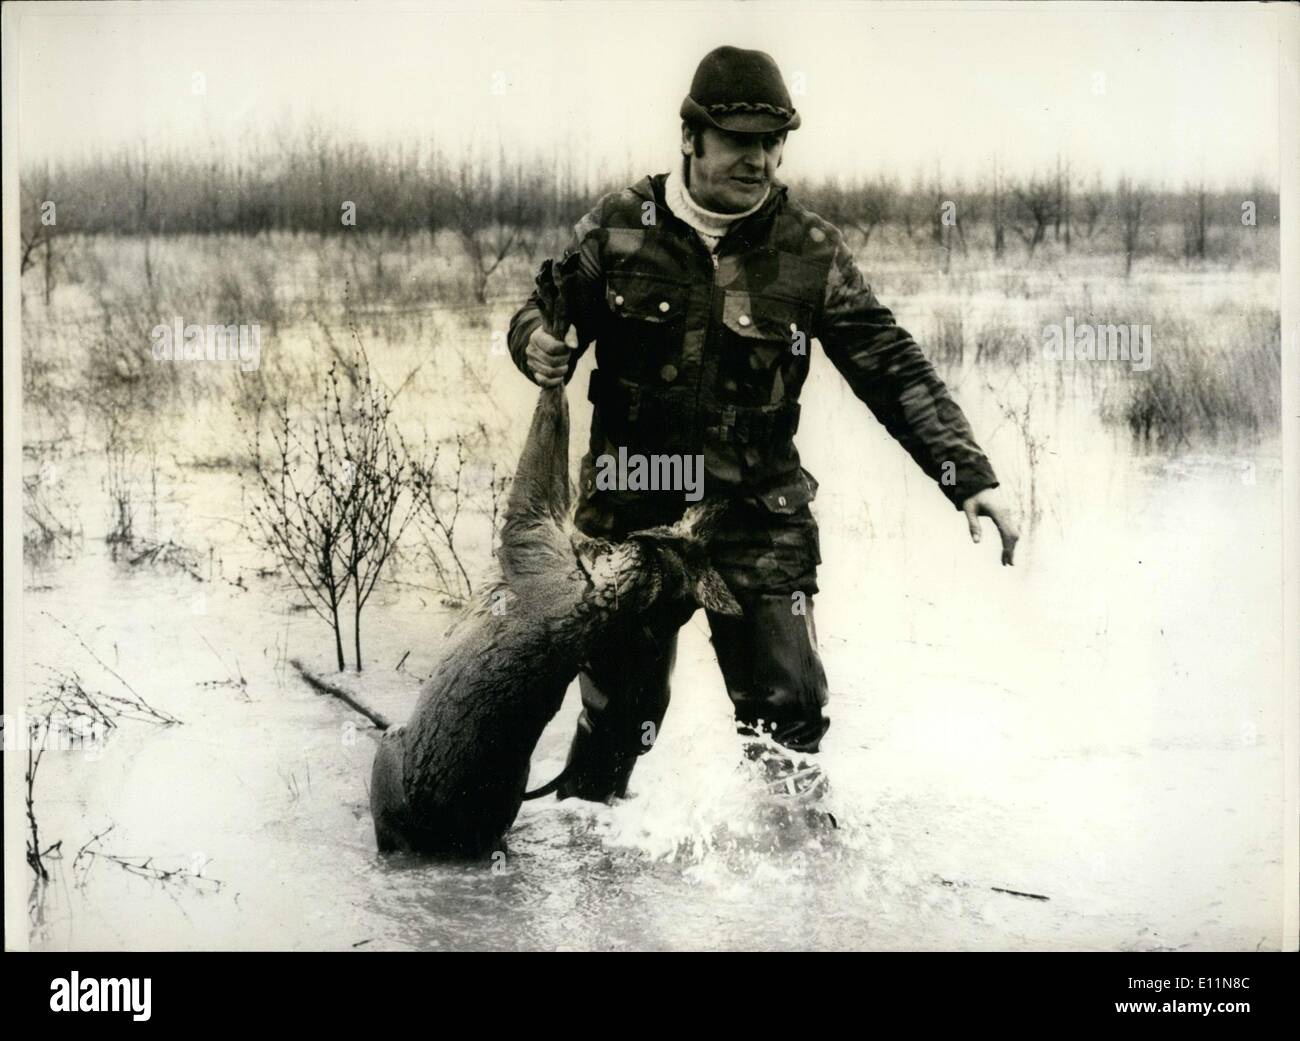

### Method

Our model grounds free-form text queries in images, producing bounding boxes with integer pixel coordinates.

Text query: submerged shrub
[1111,308,1280,446]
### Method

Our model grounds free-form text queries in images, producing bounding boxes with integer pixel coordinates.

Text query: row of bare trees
[22,138,1277,246]
[19,139,1278,310]
[801,164,1268,269]
[18,136,595,238]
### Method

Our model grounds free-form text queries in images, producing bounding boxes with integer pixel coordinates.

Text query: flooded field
[15,239,1287,951]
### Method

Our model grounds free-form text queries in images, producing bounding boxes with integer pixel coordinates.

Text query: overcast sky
[11,0,1286,187]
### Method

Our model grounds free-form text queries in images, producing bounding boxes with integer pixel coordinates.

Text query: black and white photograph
[3,0,1297,964]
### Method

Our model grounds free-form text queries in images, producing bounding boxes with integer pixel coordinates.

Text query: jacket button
[660,364,678,382]
[738,314,751,327]
[658,301,670,313]
[777,495,788,507]
[614,294,624,306]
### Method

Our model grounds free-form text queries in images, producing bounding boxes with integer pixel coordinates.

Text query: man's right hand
[526,325,575,388]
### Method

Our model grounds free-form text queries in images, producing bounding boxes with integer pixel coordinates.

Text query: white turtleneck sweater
[662,152,770,253]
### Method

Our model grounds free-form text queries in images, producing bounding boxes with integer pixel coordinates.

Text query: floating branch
[937,876,1050,902]
[289,658,392,731]
[73,825,223,891]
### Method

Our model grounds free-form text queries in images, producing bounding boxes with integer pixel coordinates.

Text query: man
[507,45,1019,803]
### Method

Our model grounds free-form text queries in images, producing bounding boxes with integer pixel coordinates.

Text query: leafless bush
[104,435,138,545]
[984,366,1049,526]
[248,388,353,672]
[404,437,512,608]
[1108,310,1281,446]
[23,467,81,562]
[407,433,477,604]
[247,350,414,671]
[123,538,205,582]
[213,254,282,336]
[973,320,1033,367]
[20,619,179,883]
[928,307,967,370]
[335,360,415,671]
[29,664,179,748]
[38,613,182,727]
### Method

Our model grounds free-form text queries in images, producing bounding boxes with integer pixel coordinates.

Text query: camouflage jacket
[508,172,997,538]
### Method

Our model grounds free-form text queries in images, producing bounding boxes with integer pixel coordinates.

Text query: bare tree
[1055,155,1072,250]
[898,186,925,243]
[991,161,1008,260]
[1117,177,1150,277]
[449,151,546,304]
[19,163,60,306]
[1012,175,1057,257]
[1079,174,1108,241]
[1182,180,1209,261]
[834,174,894,248]
[855,177,894,247]
[136,144,156,293]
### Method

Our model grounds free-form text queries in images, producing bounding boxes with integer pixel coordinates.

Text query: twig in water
[73,826,223,891]
[42,612,181,725]
[25,724,63,881]
[990,886,1050,901]
[937,876,1050,901]
[195,631,250,698]
[289,658,392,731]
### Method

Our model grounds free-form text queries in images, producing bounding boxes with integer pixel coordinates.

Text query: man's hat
[680,46,802,135]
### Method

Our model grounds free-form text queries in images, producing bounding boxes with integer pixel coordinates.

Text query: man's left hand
[961,487,1020,566]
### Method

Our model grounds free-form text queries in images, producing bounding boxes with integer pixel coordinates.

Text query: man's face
[684,126,786,213]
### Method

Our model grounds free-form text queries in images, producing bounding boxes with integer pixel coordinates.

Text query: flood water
[18,307,1288,951]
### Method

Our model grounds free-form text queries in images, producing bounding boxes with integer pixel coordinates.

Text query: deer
[369,258,740,857]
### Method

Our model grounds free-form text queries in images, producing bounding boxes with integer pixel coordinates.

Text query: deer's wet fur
[369,382,740,857]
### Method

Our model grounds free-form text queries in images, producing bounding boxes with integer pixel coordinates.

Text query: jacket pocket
[604,273,690,382]
[606,273,690,323]
[719,290,814,405]
[752,468,819,516]
[721,290,812,345]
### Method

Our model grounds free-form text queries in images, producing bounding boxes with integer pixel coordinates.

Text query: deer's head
[574,500,742,617]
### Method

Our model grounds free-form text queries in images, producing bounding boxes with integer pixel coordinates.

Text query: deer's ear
[676,499,729,543]
[694,568,742,616]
